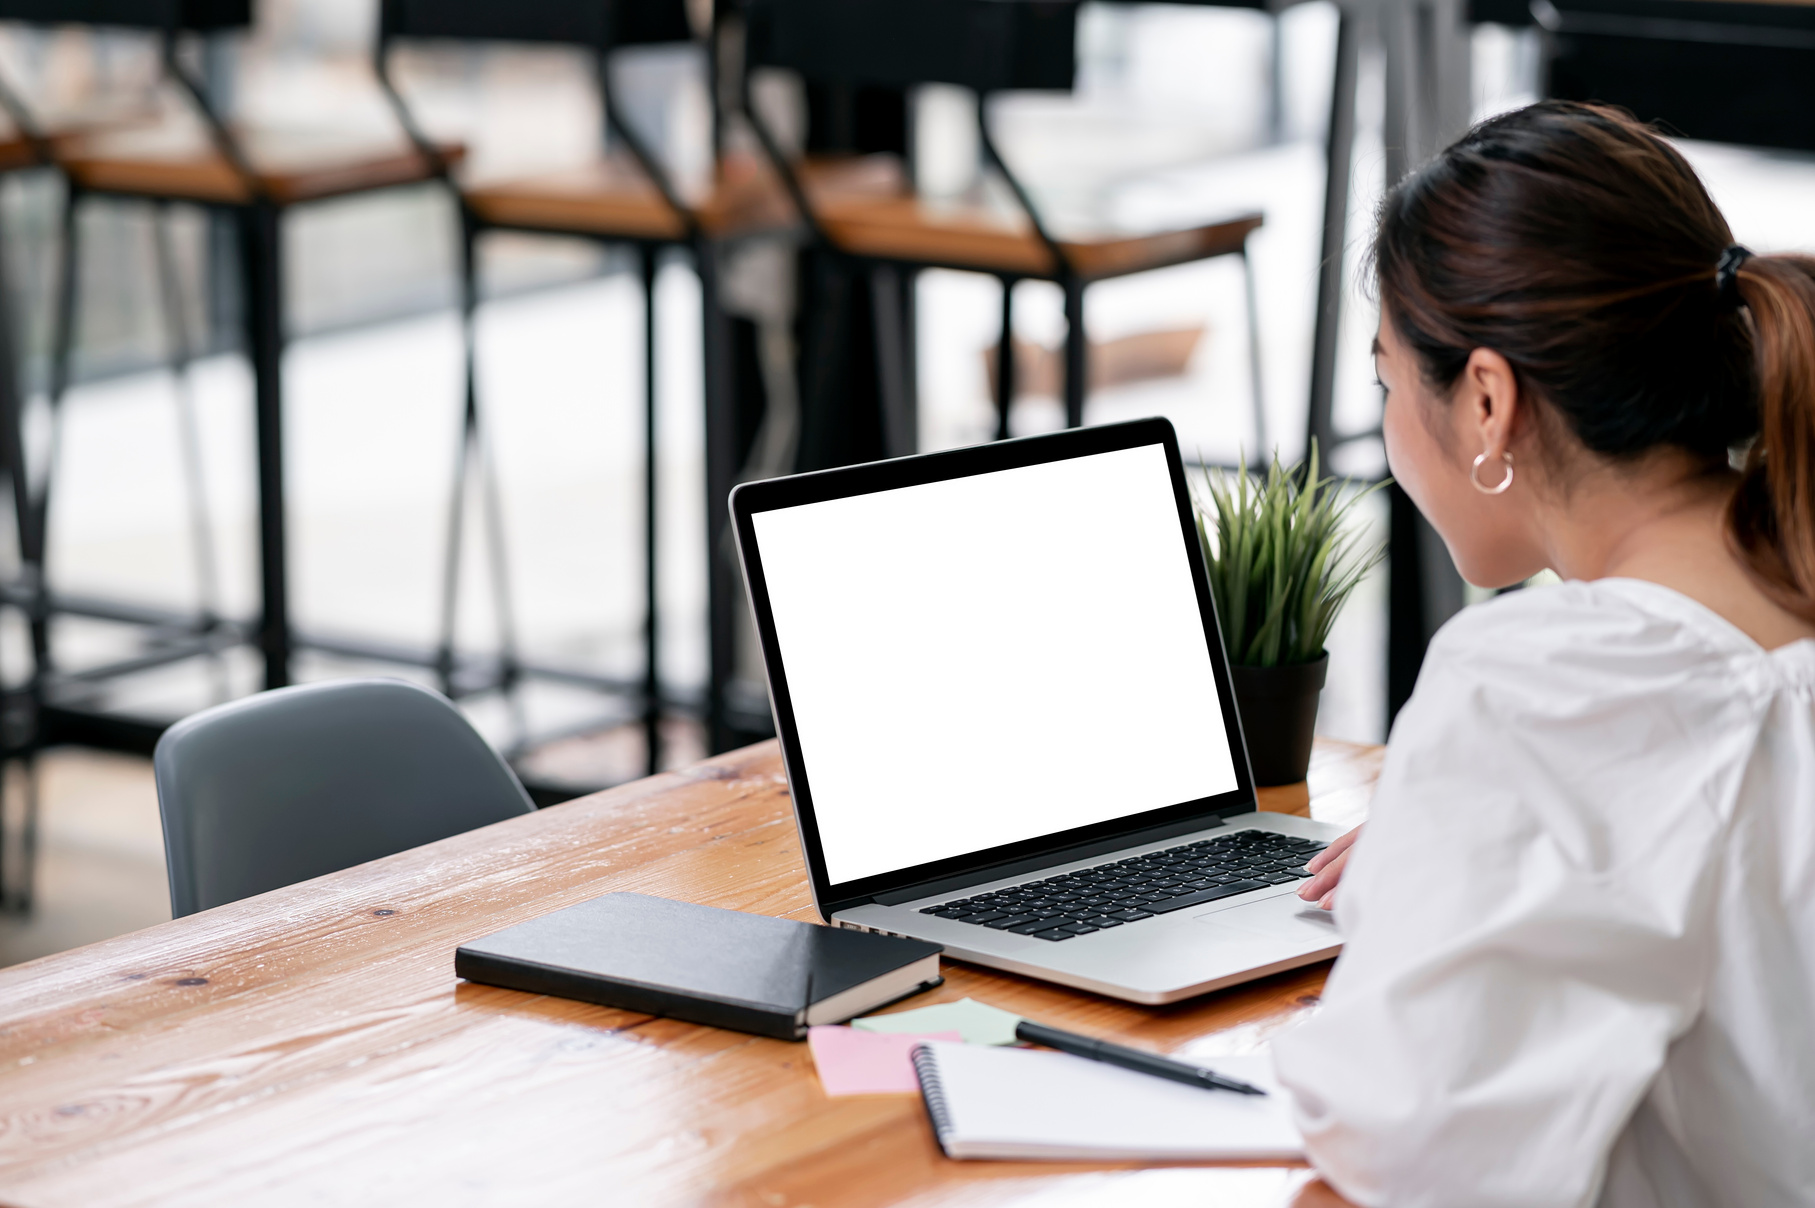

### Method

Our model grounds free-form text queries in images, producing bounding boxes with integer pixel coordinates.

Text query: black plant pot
[1229,653,1329,787]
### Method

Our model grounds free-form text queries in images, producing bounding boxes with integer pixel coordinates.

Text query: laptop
[729,417,1345,1004]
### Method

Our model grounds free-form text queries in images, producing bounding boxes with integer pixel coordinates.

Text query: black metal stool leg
[25,183,81,692]
[0,307,21,914]
[0,178,37,913]
[1062,276,1086,430]
[477,403,522,726]
[0,683,7,910]
[869,264,914,458]
[6,181,80,916]
[436,206,529,705]
[1306,9,1357,462]
[640,244,661,775]
[443,218,526,740]
[153,200,228,700]
[1241,244,1269,466]
[471,265,521,726]
[10,750,35,914]
[994,276,1015,441]
[236,200,290,691]
[434,432,471,695]
[699,243,737,754]
[435,217,478,697]
[10,179,76,909]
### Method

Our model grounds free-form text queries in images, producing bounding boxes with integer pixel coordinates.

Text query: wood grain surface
[465,153,797,241]
[453,145,1264,279]
[0,136,36,175]
[55,126,463,206]
[775,153,1264,281]
[816,196,1261,281]
[0,739,1379,1208]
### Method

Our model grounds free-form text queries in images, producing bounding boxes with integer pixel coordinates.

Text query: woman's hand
[1297,825,1362,911]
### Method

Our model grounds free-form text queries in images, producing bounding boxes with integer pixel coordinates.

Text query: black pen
[1014,1020,1267,1096]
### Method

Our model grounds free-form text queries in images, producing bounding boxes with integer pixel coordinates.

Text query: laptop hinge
[861,812,1228,909]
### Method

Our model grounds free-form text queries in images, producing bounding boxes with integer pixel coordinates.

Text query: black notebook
[455,892,943,1039]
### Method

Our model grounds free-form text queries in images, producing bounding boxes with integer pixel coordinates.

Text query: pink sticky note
[806,1025,963,1096]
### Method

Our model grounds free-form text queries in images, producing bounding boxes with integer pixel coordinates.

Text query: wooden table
[0,739,1380,1208]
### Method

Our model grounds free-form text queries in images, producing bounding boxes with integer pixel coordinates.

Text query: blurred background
[1,0,1812,964]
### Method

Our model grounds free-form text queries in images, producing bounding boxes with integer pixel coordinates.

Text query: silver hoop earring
[1471,451,1514,495]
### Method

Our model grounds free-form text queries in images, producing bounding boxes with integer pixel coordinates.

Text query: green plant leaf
[1191,440,1390,668]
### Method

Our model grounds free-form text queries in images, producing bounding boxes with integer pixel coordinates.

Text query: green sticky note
[852,997,1023,1046]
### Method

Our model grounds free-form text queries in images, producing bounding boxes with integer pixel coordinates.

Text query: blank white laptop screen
[751,443,1238,886]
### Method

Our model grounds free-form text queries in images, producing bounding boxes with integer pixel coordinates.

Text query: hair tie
[1716,244,1754,311]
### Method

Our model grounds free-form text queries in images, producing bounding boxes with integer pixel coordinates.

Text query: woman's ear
[1458,347,1522,457]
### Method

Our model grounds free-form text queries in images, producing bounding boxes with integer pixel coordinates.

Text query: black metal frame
[29,115,351,688]
[739,0,1269,455]
[1305,0,1815,728]
[0,1,269,910]
[0,0,750,844]
[16,3,346,718]
[1505,0,1815,153]
[1302,4,1469,725]
[0,132,43,911]
[375,0,759,763]
[0,2,685,843]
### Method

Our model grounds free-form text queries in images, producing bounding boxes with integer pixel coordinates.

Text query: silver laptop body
[730,418,1345,1005]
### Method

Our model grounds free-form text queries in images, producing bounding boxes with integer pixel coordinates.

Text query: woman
[1270,101,1815,1207]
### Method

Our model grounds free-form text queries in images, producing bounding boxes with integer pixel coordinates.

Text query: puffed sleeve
[1271,588,1755,1208]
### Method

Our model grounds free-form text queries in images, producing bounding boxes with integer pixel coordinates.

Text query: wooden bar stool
[0,36,201,912]
[376,0,788,770]
[2,0,464,704]
[741,0,1268,449]
[0,47,226,910]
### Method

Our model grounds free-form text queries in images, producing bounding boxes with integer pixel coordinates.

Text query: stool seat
[462,151,793,241]
[54,124,465,205]
[0,132,35,172]
[800,154,1263,282]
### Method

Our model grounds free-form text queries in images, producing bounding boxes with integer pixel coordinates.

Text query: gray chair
[154,678,535,917]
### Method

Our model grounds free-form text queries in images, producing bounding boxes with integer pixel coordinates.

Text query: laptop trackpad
[1193,896,1341,942]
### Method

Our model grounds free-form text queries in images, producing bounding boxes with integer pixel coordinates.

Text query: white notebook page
[915,1040,1303,1161]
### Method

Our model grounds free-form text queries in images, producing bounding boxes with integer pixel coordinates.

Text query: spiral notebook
[909,1039,1303,1161]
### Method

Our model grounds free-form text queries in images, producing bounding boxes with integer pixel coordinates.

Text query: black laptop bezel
[730,417,1259,918]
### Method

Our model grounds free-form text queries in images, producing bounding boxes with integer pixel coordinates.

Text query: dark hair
[1375,100,1815,618]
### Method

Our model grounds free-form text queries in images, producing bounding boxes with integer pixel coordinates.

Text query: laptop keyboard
[917,829,1329,942]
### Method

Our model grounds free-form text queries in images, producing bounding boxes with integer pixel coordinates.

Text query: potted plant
[1193,444,1387,786]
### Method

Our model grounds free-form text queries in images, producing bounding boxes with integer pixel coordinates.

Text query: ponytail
[1730,255,1815,620]
[1375,101,1815,620]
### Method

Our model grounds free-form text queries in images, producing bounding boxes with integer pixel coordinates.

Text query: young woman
[1270,102,1815,1207]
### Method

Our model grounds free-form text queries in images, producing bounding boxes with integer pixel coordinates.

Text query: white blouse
[1272,578,1815,1208]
